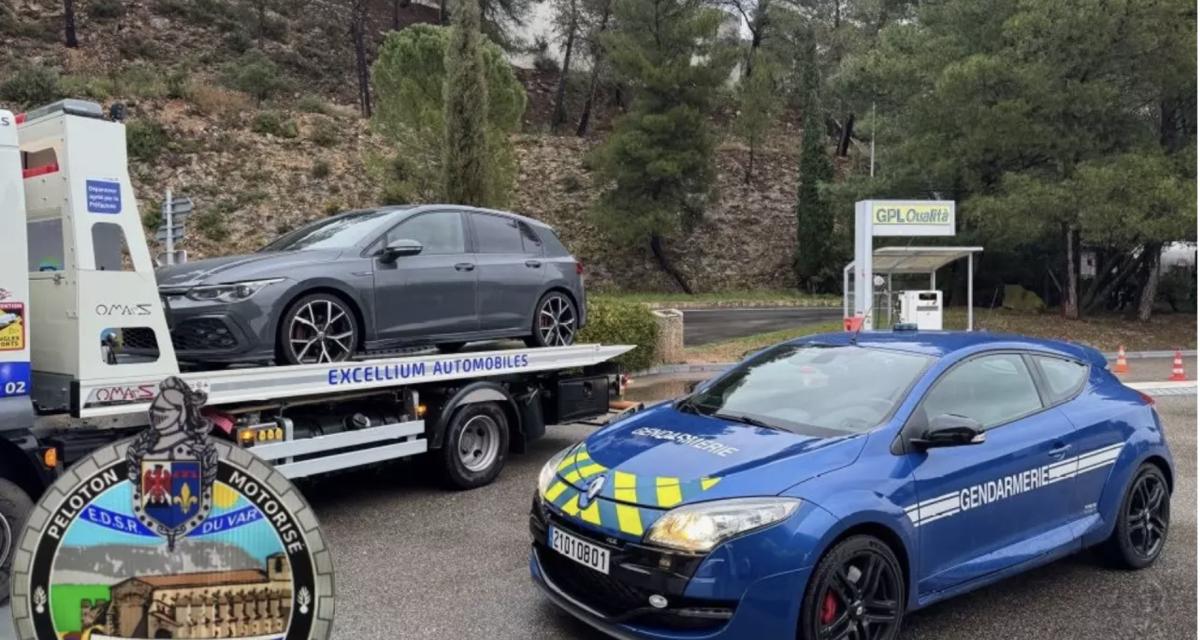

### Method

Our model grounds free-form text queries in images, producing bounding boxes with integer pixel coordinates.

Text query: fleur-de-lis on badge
[174,482,198,514]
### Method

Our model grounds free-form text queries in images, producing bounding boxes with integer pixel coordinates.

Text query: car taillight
[1137,390,1156,406]
[575,261,584,275]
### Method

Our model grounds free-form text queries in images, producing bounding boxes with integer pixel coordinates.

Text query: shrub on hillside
[188,83,252,117]
[296,95,330,115]
[308,123,339,148]
[87,0,126,20]
[126,120,169,162]
[251,111,298,138]
[311,159,331,179]
[0,65,62,109]
[577,299,660,372]
[222,50,290,105]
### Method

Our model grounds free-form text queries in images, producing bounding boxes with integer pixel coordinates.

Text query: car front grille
[537,545,653,617]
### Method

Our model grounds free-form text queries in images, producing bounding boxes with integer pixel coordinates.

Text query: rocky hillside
[1,0,810,292]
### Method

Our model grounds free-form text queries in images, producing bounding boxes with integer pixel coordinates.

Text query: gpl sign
[852,200,955,328]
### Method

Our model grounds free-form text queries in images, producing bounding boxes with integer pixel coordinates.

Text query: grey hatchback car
[138,205,586,365]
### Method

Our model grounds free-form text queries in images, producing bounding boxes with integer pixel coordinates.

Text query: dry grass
[187,82,252,118]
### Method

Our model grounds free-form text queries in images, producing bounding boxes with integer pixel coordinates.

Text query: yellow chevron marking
[576,463,607,479]
[561,469,582,484]
[561,494,581,516]
[580,500,602,524]
[544,481,568,502]
[559,449,589,471]
[613,471,638,503]
[656,477,683,508]
[616,504,644,536]
[701,477,721,491]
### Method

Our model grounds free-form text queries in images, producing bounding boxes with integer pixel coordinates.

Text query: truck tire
[0,478,34,604]
[439,403,509,490]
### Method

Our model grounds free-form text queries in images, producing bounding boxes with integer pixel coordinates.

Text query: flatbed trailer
[0,100,632,600]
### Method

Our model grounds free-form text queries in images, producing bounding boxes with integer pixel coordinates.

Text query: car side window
[387,212,465,254]
[472,213,524,253]
[1033,356,1088,404]
[519,222,543,255]
[919,353,1043,430]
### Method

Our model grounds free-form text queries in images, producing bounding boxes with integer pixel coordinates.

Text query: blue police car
[530,331,1172,639]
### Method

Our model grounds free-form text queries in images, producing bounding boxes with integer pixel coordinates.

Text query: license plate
[549,526,610,574]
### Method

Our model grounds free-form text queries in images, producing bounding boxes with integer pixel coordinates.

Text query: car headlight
[185,278,284,303]
[538,446,575,497]
[645,497,801,553]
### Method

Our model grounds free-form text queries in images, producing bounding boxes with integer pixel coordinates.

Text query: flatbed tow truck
[0,100,631,600]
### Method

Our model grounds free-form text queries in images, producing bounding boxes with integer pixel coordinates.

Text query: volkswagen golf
[136,205,586,365]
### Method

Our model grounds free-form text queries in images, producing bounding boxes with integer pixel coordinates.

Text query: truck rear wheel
[439,403,509,490]
[0,478,34,604]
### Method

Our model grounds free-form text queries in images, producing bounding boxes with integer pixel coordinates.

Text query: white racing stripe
[905,443,1125,528]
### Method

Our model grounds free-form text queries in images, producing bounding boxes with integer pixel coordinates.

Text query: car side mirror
[380,238,423,262]
[910,414,986,450]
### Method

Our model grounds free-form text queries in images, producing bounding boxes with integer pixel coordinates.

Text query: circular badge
[9,377,334,640]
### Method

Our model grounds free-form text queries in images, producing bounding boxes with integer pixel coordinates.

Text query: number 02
[4,380,26,395]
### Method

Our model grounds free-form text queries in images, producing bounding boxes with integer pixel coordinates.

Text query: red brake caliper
[820,590,838,625]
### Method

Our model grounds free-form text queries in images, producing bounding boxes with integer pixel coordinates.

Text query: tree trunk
[650,234,693,294]
[552,16,576,130]
[352,5,372,119]
[744,146,754,184]
[439,0,449,24]
[1136,243,1162,322]
[1083,252,1142,314]
[575,4,611,137]
[1063,224,1079,320]
[63,0,78,48]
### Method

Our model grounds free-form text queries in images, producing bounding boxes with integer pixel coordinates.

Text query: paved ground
[682,307,842,345]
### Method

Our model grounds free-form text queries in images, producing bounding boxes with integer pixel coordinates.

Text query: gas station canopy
[869,246,984,274]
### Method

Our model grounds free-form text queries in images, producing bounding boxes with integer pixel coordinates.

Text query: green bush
[251,111,298,138]
[578,298,660,372]
[126,119,169,162]
[222,50,290,105]
[87,0,126,20]
[311,159,331,179]
[0,65,62,109]
[308,123,339,148]
[296,94,330,115]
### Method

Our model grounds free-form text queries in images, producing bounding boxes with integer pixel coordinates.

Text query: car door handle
[1048,443,1072,460]
[525,260,542,268]
[454,262,475,272]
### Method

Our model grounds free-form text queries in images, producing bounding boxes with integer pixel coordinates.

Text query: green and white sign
[866,200,955,237]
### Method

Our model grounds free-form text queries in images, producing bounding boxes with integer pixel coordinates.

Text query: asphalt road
[682,307,843,346]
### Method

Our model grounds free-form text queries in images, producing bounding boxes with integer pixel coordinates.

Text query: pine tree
[443,0,491,206]
[591,0,734,293]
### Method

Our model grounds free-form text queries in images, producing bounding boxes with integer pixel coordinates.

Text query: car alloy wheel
[1127,470,1169,559]
[457,414,501,473]
[815,548,902,640]
[537,294,577,347]
[288,298,356,364]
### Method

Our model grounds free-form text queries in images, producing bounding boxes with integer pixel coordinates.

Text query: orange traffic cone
[1112,345,1129,374]
[1169,350,1187,381]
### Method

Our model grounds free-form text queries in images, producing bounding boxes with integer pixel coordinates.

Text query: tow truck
[0,100,632,600]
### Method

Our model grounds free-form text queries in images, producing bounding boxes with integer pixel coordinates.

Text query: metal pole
[869,102,876,178]
[843,264,852,319]
[967,254,974,331]
[886,272,893,327]
[164,188,173,266]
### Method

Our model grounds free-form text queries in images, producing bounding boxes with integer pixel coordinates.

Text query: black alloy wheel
[279,293,358,365]
[1103,463,1170,569]
[801,536,904,640]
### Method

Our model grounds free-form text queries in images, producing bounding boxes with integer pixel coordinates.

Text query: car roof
[787,330,1104,365]
[382,204,554,230]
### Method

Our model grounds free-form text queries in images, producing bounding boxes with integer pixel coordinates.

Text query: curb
[632,350,1198,379]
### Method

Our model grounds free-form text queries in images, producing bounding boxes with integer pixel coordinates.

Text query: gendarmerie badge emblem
[10,377,335,640]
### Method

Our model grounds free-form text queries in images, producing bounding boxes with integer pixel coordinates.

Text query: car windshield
[679,344,933,435]
[259,209,394,252]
